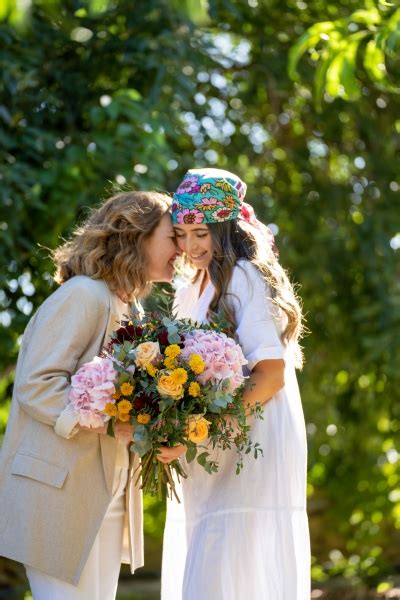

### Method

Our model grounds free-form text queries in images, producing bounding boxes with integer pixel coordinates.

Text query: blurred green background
[0,0,399,598]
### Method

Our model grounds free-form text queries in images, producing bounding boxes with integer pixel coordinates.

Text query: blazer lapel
[100,434,118,495]
[99,284,124,496]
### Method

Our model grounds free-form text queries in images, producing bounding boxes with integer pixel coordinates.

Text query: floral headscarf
[171,167,276,251]
[171,168,246,224]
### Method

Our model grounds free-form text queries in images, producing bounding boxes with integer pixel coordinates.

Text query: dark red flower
[114,324,143,343]
[157,328,186,348]
[134,392,160,415]
[157,328,169,347]
[133,393,149,411]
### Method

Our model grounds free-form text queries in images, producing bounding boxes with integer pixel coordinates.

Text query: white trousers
[25,466,129,600]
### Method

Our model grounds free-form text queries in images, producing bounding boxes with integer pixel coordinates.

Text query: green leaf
[185,443,197,463]
[288,22,336,80]
[196,451,209,467]
[159,398,175,411]
[208,402,222,414]
[107,418,115,438]
[115,88,142,102]
[169,0,210,26]
[167,332,181,344]
[314,49,332,111]
[349,9,381,26]
[325,37,362,100]
[364,39,387,83]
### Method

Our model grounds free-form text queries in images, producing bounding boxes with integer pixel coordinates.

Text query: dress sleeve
[228,261,285,371]
[172,278,195,320]
[14,279,105,438]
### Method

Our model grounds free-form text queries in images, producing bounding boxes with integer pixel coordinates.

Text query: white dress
[161,260,310,600]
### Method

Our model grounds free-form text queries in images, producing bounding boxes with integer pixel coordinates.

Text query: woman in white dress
[161,168,311,600]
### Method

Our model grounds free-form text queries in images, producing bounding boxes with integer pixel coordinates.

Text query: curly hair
[52,191,171,300]
[192,219,305,368]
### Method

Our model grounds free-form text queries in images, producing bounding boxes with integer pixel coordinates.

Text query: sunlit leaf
[364,39,387,82]
[288,22,336,80]
[349,9,381,26]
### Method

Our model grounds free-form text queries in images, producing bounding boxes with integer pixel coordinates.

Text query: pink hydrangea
[69,356,117,426]
[181,330,247,392]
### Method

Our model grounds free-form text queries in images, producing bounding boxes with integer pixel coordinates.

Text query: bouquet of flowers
[68,315,262,500]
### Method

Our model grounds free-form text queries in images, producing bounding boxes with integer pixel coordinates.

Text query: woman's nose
[186,237,199,254]
[177,238,188,254]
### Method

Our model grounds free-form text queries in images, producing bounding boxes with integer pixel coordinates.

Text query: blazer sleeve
[14,279,107,438]
[228,261,285,371]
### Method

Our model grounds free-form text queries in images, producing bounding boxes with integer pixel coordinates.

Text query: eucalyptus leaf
[185,443,197,463]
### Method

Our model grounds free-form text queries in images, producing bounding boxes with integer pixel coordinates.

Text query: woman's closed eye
[175,233,208,239]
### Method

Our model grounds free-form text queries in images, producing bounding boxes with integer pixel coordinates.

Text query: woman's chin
[150,268,174,283]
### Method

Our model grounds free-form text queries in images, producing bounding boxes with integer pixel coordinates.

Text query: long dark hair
[204,219,305,368]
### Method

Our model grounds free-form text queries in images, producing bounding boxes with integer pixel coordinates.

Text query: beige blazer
[0,276,143,585]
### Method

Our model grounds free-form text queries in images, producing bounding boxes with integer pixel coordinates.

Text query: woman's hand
[157,444,186,464]
[79,421,134,442]
[79,424,107,434]
[114,421,134,443]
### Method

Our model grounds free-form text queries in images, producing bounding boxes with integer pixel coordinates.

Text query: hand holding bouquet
[68,315,262,500]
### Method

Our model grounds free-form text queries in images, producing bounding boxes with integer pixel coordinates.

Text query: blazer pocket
[11,452,68,489]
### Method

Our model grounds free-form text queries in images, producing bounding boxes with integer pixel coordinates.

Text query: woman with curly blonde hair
[0,191,179,599]
[161,169,310,600]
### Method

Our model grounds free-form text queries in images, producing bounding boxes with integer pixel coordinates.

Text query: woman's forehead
[173,224,209,231]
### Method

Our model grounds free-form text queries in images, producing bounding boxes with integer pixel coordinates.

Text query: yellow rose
[135,341,160,368]
[118,399,133,414]
[120,382,134,396]
[165,344,181,358]
[188,354,205,374]
[156,374,184,399]
[188,381,201,398]
[170,368,188,385]
[137,413,151,425]
[186,415,210,444]
[104,402,118,417]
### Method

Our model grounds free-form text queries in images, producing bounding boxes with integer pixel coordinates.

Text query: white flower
[134,341,160,368]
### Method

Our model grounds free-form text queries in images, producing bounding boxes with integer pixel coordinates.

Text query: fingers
[157,444,186,464]
[114,421,134,441]
[79,424,107,434]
